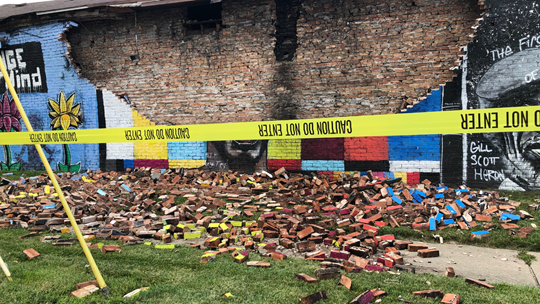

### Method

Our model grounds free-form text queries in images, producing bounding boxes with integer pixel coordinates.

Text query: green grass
[518,251,537,266]
[0,228,539,304]
[380,190,540,252]
[1,170,47,181]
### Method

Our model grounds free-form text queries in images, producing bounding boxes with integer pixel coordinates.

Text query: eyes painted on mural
[47,91,82,130]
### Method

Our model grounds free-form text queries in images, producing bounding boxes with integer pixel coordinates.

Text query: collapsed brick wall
[66,0,480,124]
[0,0,494,188]
[68,0,276,126]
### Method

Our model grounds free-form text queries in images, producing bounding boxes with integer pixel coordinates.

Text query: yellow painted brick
[132,110,168,159]
[169,160,206,169]
[268,139,301,159]
[393,172,407,184]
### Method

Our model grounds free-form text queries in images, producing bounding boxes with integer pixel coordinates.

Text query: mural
[0,42,47,93]
[47,91,82,173]
[206,140,267,173]
[442,0,540,190]
[2,0,536,191]
[0,93,22,170]
[0,22,100,171]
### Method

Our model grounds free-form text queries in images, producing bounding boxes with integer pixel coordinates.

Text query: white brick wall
[103,89,134,160]
[389,161,440,173]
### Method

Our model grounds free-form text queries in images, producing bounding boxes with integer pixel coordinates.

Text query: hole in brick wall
[184,3,222,35]
[274,0,301,62]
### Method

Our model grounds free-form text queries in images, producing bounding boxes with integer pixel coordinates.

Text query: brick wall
[12,1,540,192]
[66,0,480,125]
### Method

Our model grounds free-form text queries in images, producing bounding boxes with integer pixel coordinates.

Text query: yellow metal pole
[0,59,108,295]
[0,254,12,281]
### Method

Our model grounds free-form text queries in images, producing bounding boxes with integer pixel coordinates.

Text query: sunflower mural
[48,91,82,173]
[0,93,22,171]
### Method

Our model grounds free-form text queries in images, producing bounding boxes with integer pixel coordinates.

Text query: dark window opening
[184,3,222,35]
[274,0,301,61]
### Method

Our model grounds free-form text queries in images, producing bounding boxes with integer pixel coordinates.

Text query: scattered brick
[418,248,440,258]
[349,290,374,304]
[70,285,99,298]
[337,274,352,290]
[465,278,495,289]
[299,291,327,304]
[295,273,318,283]
[441,294,460,304]
[314,268,340,280]
[413,290,444,298]
[22,248,40,259]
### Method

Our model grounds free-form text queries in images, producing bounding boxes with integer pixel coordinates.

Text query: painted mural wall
[2,0,539,192]
[442,0,540,191]
[0,22,100,172]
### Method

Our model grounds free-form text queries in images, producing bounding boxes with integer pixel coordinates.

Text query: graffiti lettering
[525,69,539,83]
[519,34,540,52]
[470,141,492,153]
[471,155,499,167]
[490,46,513,61]
[473,168,505,182]
[0,42,47,93]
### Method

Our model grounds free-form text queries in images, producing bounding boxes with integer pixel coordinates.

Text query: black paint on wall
[0,42,47,93]
[206,140,268,174]
[345,160,390,172]
[441,72,463,186]
[96,89,107,170]
[105,159,124,172]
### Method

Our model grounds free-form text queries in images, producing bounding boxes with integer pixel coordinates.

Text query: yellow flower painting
[48,91,81,130]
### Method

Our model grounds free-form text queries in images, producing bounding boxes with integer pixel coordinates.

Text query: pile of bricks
[0,167,528,300]
[0,166,532,248]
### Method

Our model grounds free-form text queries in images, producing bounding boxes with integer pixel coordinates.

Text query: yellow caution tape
[0,106,539,145]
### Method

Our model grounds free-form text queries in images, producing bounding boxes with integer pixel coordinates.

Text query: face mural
[437,1,540,190]
[207,140,267,173]
[474,48,540,190]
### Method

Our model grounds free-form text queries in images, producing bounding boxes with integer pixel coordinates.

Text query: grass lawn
[0,228,539,304]
[1,171,540,302]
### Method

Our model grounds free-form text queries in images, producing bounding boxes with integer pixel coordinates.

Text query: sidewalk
[404,242,539,287]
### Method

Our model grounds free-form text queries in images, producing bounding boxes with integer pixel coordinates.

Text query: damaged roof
[0,0,207,21]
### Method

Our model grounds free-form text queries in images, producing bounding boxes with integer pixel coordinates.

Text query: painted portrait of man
[475,48,540,190]
[206,140,268,173]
